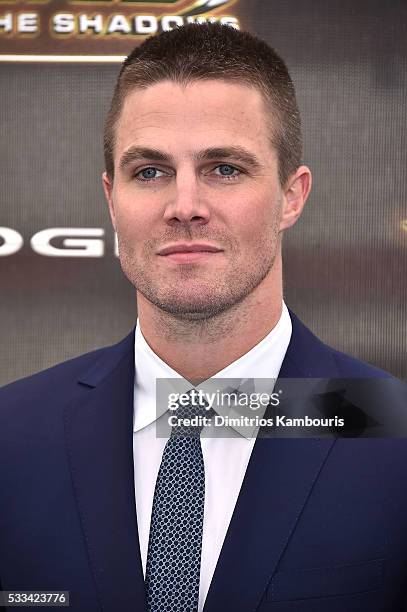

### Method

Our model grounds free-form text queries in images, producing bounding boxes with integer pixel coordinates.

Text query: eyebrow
[118,145,264,172]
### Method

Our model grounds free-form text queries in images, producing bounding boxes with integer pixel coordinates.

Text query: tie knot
[170,392,215,438]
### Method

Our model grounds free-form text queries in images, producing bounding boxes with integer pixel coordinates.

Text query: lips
[158,243,222,256]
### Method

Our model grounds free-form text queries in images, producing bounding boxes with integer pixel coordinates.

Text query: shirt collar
[133,302,292,438]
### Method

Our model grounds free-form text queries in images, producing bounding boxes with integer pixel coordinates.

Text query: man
[0,23,406,612]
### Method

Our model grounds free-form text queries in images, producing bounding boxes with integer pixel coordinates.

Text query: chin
[156,300,221,318]
[150,291,245,321]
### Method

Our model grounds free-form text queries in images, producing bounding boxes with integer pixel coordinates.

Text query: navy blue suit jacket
[1,312,406,611]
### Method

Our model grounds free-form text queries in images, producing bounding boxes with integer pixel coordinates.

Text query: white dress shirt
[133,302,292,611]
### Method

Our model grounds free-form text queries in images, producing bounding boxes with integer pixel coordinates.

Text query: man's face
[104,79,299,320]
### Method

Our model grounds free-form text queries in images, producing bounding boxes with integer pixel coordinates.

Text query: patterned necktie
[145,394,215,612]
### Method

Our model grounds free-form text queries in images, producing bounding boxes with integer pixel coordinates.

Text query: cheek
[114,213,151,258]
[230,194,280,243]
[113,191,160,239]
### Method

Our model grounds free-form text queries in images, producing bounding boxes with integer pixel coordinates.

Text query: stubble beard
[118,225,280,322]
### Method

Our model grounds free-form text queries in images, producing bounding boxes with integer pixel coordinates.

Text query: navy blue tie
[145,396,214,612]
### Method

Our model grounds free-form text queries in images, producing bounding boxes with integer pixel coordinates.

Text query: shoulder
[287,310,393,379]
[328,345,391,378]
[0,331,134,413]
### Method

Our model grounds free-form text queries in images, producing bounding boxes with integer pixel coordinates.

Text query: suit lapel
[203,437,335,612]
[64,332,147,612]
[203,312,339,612]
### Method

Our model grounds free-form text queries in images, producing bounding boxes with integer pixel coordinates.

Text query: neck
[136,258,283,383]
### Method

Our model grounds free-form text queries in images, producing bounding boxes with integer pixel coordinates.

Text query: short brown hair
[104,23,302,185]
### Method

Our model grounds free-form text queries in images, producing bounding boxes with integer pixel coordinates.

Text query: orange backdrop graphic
[0,0,240,57]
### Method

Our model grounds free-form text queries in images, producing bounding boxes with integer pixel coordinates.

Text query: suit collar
[77,330,135,388]
[280,310,340,378]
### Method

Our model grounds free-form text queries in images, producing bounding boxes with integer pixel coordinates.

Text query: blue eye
[215,164,239,178]
[141,168,157,179]
[136,167,166,182]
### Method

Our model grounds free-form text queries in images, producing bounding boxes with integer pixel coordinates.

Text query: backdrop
[1,0,406,386]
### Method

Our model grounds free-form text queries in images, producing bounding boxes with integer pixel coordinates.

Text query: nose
[163,169,210,227]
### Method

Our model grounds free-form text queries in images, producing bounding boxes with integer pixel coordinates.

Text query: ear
[102,171,116,232]
[279,165,312,231]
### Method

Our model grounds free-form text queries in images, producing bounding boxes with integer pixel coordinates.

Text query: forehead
[114,79,273,158]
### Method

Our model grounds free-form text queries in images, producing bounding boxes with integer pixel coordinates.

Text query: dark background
[0,0,406,385]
